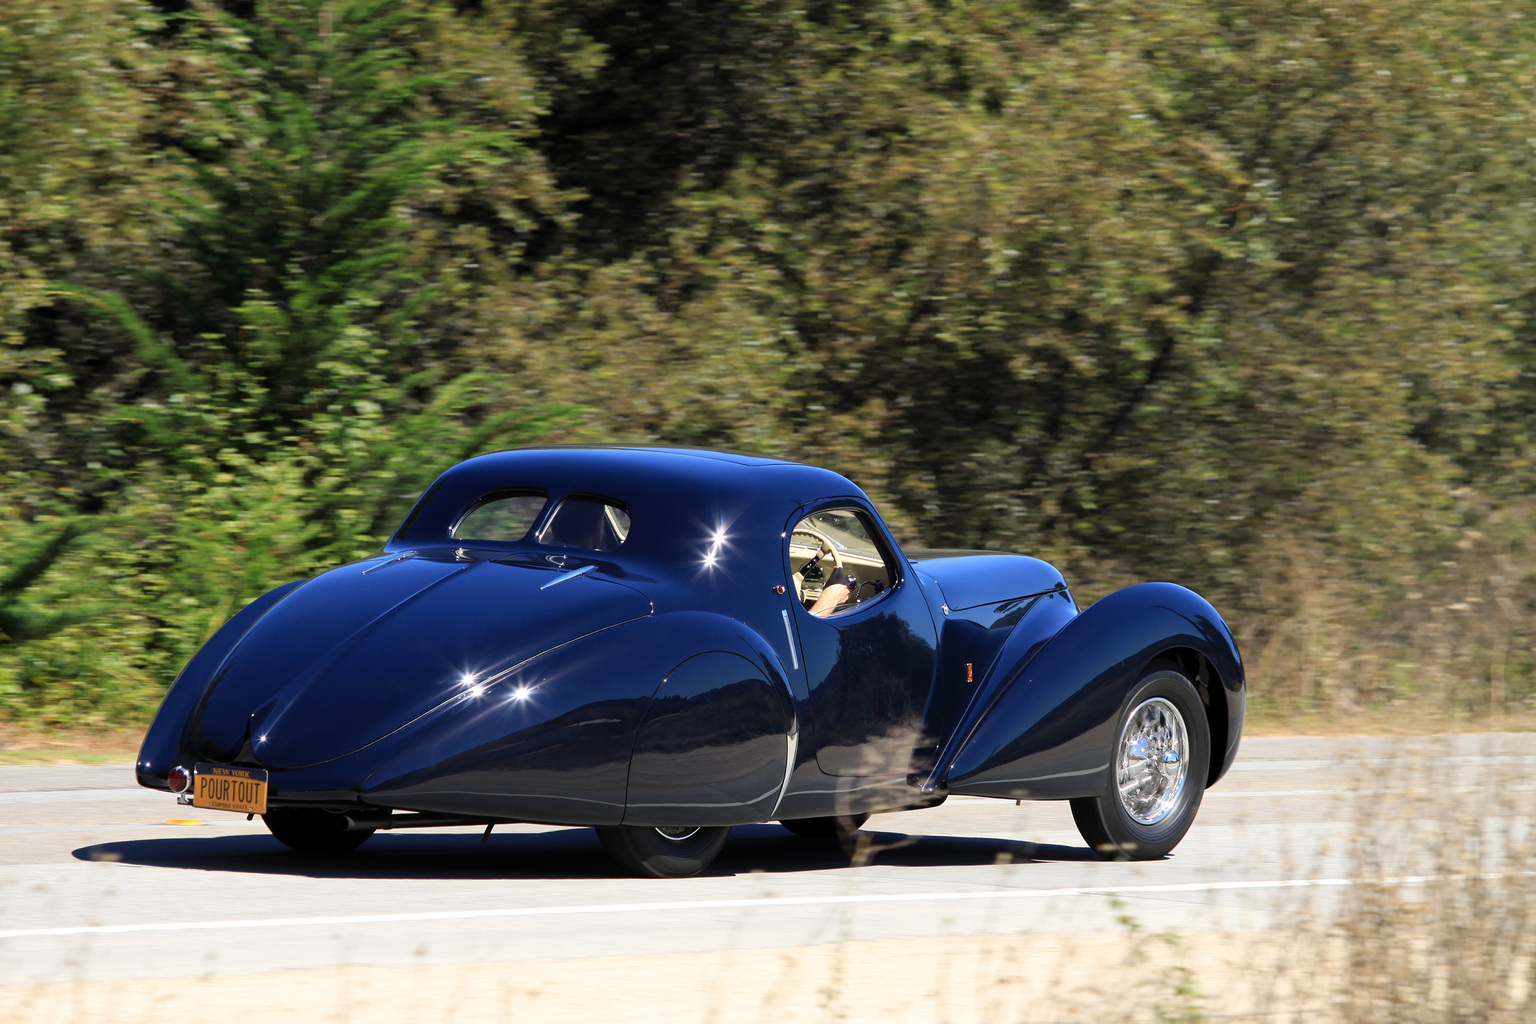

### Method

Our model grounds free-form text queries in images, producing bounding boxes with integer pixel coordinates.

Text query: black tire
[263,807,374,854]
[596,825,731,878]
[1071,662,1210,861]
[778,812,871,839]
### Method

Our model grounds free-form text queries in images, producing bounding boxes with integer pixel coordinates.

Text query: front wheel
[596,825,731,878]
[1071,662,1210,861]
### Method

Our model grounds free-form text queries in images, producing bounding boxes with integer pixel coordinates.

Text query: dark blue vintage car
[137,446,1244,876]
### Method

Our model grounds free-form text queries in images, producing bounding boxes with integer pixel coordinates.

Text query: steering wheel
[791,525,848,609]
[790,526,842,572]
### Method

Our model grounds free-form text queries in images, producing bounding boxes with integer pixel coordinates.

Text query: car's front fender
[932,583,1244,800]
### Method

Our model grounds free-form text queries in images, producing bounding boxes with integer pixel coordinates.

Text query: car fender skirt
[623,651,795,827]
[936,583,1244,800]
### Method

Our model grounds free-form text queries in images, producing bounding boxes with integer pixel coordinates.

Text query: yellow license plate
[192,763,269,815]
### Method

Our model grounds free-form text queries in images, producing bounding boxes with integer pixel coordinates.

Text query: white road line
[1208,784,1536,799]
[0,877,1366,940]
[1227,753,1536,771]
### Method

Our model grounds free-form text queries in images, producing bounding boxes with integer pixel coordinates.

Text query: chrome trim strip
[360,551,415,575]
[539,564,596,590]
[780,609,798,670]
[768,729,799,821]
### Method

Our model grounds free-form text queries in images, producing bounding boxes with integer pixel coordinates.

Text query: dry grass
[1325,745,1536,1024]
[0,724,140,763]
[1205,737,1536,1024]
[1236,511,1536,727]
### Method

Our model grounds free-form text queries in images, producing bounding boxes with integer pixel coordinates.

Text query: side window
[787,507,897,617]
[538,495,631,553]
[453,490,547,543]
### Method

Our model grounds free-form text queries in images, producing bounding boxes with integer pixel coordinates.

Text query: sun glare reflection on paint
[509,685,533,703]
[687,511,743,581]
[702,524,729,569]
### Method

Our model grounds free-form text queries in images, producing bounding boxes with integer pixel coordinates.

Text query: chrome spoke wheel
[1074,663,1210,861]
[1115,696,1189,825]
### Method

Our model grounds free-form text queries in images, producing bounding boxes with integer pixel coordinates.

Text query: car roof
[387,446,867,557]
[513,444,810,469]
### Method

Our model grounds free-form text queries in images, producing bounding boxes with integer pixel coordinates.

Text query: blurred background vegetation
[2,0,1534,729]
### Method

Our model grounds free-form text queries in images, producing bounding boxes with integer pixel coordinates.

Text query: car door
[784,503,940,777]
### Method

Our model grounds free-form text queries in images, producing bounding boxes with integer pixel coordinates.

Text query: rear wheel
[1071,662,1210,861]
[778,812,870,839]
[596,825,731,878]
[263,807,374,854]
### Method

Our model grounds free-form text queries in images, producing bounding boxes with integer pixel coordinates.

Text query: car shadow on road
[71,823,1098,880]
[718,825,1100,874]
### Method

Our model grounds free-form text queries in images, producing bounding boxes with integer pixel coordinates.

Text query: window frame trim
[534,492,634,554]
[784,499,905,621]
[449,488,551,546]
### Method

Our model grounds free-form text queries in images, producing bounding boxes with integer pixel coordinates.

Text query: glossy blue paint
[136,580,302,788]
[624,650,793,826]
[916,587,1080,779]
[907,552,1066,613]
[935,583,1244,800]
[135,446,1245,859]
[787,500,940,779]
[194,554,652,770]
[354,616,674,825]
[354,611,799,826]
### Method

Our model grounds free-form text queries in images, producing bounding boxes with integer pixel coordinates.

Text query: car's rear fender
[928,583,1244,800]
[135,579,304,790]
[192,554,652,770]
[357,611,796,827]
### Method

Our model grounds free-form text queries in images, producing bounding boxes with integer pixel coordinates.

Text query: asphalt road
[1,734,1532,1005]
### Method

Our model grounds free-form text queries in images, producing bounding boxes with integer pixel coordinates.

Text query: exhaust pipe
[340,810,392,832]
[340,809,514,831]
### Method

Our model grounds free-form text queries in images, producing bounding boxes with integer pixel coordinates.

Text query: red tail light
[168,765,193,795]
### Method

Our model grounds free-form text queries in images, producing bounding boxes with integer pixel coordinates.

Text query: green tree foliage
[525,1,1517,556]
[512,0,1536,710]
[3,0,1535,724]
[1,0,560,723]
[0,0,169,502]
[0,521,101,644]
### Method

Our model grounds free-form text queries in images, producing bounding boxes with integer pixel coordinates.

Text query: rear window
[537,496,631,553]
[452,490,548,543]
